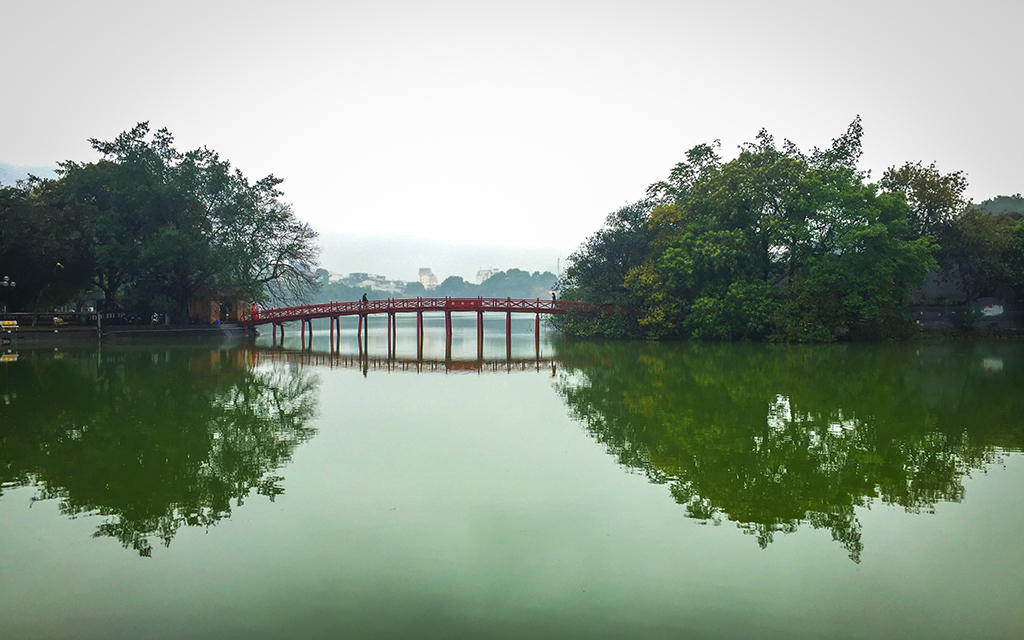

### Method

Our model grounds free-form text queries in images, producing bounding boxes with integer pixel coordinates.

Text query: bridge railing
[240,297,591,325]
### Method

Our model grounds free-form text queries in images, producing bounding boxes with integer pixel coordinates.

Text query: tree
[776,190,936,341]
[561,118,938,341]
[557,201,653,337]
[436,275,478,297]
[879,161,969,239]
[0,181,92,316]
[210,171,319,306]
[42,123,320,318]
[403,281,427,297]
[938,206,1018,300]
[49,124,183,310]
[478,268,556,298]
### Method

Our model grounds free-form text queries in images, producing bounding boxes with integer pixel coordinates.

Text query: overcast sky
[2,0,1021,281]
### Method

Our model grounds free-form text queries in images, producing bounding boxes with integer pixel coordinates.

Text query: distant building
[476,267,500,284]
[373,279,406,294]
[342,272,372,286]
[419,268,439,290]
[338,272,408,294]
[188,288,246,323]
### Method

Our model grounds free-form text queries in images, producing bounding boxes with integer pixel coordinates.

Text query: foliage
[0,183,93,315]
[560,201,653,306]
[686,280,777,341]
[938,207,1019,300]
[561,118,941,341]
[949,305,983,331]
[0,123,319,319]
[879,161,969,239]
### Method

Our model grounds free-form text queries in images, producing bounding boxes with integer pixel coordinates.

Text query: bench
[1,320,17,332]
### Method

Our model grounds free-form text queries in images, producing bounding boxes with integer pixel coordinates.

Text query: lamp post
[1,276,14,317]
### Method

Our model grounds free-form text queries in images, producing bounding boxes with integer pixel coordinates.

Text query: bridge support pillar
[477,310,484,361]
[329,315,334,351]
[535,313,540,355]
[416,311,423,359]
[506,312,512,360]
[445,311,452,338]
[387,312,395,359]
[358,314,364,341]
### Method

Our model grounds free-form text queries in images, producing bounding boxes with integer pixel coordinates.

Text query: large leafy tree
[879,161,969,240]
[557,201,654,337]
[0,181,92,315]
[561,119,938,341]
[41,123,319,318]
[879,166,1023,302]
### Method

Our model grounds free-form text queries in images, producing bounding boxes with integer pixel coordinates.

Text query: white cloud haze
[2,0,1021,281]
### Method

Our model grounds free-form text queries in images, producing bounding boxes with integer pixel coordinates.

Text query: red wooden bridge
[238,297,587,352]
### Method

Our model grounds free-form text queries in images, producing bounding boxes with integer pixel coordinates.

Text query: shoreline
[2,324,254,345]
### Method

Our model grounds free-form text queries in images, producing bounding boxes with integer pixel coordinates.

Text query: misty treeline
[557,117,1024,341]
[0,123,319,320]
[315,268,557,303]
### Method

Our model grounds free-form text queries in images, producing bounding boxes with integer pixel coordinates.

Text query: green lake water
[1,317,1022,639]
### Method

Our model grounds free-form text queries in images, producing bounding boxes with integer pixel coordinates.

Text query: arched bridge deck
[239,297,582,326]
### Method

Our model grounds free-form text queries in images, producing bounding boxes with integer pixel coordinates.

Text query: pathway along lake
[1,316,1023,639]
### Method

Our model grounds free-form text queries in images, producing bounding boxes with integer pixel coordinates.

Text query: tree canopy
[0,123,319,320]
[558,119,1023,341]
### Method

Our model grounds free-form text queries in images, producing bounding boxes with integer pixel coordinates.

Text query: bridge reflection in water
[252,349,560,377]
[240,297,582,360]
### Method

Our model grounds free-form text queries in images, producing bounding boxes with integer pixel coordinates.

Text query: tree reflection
[0,347,319,556]
[554,341,1024,562]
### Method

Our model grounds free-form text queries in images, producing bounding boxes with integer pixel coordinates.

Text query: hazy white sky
[2,0,1021,281]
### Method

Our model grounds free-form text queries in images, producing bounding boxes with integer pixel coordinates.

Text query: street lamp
[1,276,14,316]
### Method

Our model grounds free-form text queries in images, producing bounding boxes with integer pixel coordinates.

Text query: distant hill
[978,194,1024,215]
[0,162,57,185]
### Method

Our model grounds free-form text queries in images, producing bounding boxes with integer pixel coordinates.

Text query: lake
[1,316,1022,639]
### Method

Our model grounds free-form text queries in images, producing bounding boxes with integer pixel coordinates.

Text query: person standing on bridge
[551,291,557,301]
[362,293,368,306]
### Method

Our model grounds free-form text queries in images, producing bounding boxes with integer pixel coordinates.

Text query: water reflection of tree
[0,347,319,556]
[554,342,1024,562]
